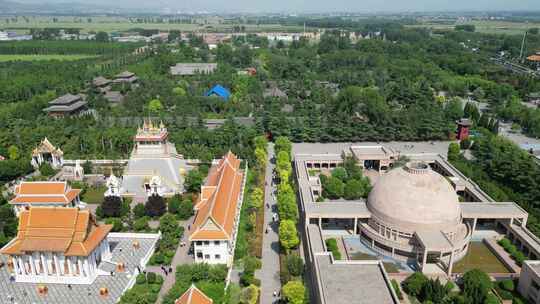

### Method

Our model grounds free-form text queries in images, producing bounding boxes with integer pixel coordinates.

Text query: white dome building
[360,162,471,273]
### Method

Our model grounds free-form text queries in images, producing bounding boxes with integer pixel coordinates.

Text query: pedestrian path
[256,143,282,304]
[150,218,194,304]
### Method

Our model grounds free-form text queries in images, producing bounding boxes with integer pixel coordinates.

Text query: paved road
[149,217,194,304]
[257,143,282,304]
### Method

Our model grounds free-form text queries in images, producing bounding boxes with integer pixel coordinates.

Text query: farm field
[0,16,305,33]
[409,20,540,35]
[0,54,98,62]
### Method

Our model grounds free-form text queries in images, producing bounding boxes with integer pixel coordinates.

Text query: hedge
[325,238,341,260]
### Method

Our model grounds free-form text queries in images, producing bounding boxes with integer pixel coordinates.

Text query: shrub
[512,251,525,266]
[283,280,305,304]
[136,273,146,285]
[185,169,204,193]
[177,198,194,220]
[513,298,525,304]
[402,272,428,297]
[243,256,262,274]
[460,138,472,149]
[322,176,344,199]
[279,220,299,251]
[484,293,499,304]
[240,284,259,304]
[391,279,404,300]
[105,217,122,232]
[325,238,341,260]
[39,162,56,177]
[498,238,511,250]
[497,289,513,300]
[146,272,157,284]
[500,279,515,292]
[95,205,104,219]
[133,216,150,232]
[133,203,146,218]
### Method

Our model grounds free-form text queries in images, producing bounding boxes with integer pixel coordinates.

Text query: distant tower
[456,118,472,140]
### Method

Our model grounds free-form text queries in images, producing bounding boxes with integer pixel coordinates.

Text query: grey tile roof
[0,234,159,304]
[104,91,124,103]
[170,63,217,75]
[44,100,88,113]
[49,94,81,105]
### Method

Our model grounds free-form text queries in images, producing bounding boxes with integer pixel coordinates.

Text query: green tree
[185,169,204,193]
[95,31,109,42]
[343,179,364,200]
[38,162,56,177]
[105,217,123,232]
[447,143,460,162]
[172,87,186,96]
[331,167,348,181]
[254,147,267,169]
[168,194,181,214]
[275,136,292,155]
[240,284,259,304]
[133,203,146,218]
[402,272,428,297]
[177,198,194,220]
[249,188,264,210]
[286,254,304,277]
[102,195,123,217]
[276,150,292,174]
[279,220,299,251]
[148,99,163,113]
[322,176,344,199]
[283,280,306,304]
[462,269,492,304]
[253,135,268,151]
[7,145,19,160]
[145,194,166,217]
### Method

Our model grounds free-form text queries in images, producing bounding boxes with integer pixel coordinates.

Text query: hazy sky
[22,0,540,13]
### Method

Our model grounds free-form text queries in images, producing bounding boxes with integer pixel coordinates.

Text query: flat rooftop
[305,200,371,219]
[0,233,159,304]
[315,255,398,304]
[461,202,528,219]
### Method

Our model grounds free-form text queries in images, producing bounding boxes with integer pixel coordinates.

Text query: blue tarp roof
[205,84,231,101]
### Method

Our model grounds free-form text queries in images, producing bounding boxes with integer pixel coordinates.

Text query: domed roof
[367,162,461,232]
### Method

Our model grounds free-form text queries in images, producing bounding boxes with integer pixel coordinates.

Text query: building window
[204,254,210,259]
[214,241,220,245]
[532,280,540,291]
[196,252,203,259]
[204,241,210,246]
[196,241,202,246]
[215,254,221,259]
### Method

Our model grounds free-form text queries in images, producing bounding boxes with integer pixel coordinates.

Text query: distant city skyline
[13,0,540,13]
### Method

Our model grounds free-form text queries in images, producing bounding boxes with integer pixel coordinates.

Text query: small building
[519,260,540,303]
[175,284,213,304]
[348,145,399,171]
[190,152,246,267]
[205,85,231,101]
[170,63,218,76]
[0,207,113,284]
[104,91,125,104]
[263,87,288,99]
[456,118,472,140]
[9,181,84,216]
[113,71,138,84]
[31,137,64,169]
[92,76,111,89]
[43,94,88,117]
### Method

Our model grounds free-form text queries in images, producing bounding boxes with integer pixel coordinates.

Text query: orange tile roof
[527,54,540,62]
[175,285,213,304]
[10,182,81,205]
[0,207,112,256]
[190,152,244,241]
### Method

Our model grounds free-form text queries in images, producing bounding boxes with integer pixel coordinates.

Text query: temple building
[113,71,138,84]
[31,137,64,169]
[9,181,84,216]
[121,120,191,201]
[43,94,88,117]
[175,285,213,304]
[189,152,246,267]
[456,118,472,140]
[0,207,112,284]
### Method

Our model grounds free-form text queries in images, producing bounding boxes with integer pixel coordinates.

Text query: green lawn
[82,185,107,204]
[408,20,540,35]
[1,16,305,33]
[0,54,98,62]
[453,242,510,274]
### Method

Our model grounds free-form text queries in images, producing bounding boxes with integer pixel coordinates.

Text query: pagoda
[121,120,193,201]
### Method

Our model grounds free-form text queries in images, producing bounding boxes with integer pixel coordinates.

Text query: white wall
[193,240,230,266]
